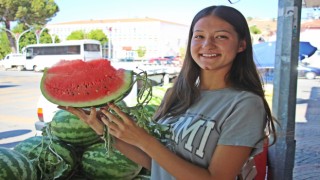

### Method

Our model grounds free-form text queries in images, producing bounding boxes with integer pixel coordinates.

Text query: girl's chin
[201,65,214,70]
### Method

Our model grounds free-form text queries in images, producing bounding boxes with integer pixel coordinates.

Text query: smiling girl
[62,5,277,180]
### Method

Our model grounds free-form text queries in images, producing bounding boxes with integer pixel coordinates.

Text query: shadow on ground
[294,87,320,179]
[0,129,32,148]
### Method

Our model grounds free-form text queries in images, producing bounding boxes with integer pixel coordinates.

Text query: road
[0,70,43,148]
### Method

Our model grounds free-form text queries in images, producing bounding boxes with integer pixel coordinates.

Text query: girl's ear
[237,40,247,52]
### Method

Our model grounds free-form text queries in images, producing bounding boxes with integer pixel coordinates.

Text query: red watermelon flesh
[40,59,133,107]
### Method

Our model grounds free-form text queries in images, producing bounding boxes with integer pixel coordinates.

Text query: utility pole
[268,0,302,179]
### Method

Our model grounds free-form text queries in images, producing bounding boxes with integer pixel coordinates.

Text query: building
[46,18,189,60]
[247,18,278,44]
[300,19,320,48]
[300,19,320,67]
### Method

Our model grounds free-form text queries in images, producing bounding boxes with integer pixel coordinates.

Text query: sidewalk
[293,79,320,179]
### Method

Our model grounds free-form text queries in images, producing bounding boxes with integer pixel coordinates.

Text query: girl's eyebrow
[193,29,232,34]
[216,29,231,33]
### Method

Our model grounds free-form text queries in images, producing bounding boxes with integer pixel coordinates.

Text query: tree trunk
[4,20,17,53]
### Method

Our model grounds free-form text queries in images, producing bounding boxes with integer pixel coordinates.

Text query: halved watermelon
[40,59,133,107]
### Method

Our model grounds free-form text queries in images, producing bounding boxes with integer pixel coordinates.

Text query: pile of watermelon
[2,109,144,180]
[0,59,173,180]
[0,147,37,180]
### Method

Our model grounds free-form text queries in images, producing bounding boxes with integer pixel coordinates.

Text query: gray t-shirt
[151,88,266,180]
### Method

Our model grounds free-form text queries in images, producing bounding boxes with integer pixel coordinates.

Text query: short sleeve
[217,96,266,156]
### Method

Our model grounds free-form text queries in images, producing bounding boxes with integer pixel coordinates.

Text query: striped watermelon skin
[81,142,142,180]
[13,136,77,180]
[50,109,101,147]
[0,147,37,180]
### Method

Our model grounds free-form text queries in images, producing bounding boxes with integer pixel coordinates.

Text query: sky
[49,0,282,25]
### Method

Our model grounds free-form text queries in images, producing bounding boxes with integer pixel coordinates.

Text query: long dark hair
[154,5,277,145]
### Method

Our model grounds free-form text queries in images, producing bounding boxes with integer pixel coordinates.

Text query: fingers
[58,106,82,117]
[101,116,116,130]
[89,107,97,120]
[101,108,125,130]
[107,103,132,123]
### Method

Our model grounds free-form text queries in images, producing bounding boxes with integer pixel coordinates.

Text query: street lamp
[228,0,240,4]
[16,28,34,53]
[51,34,56,43]
[106,27,112,59]
[0,27,33,53]
[35,27,47,44]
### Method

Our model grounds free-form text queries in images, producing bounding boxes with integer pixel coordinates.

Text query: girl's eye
[193,35,204,39]
[216,35,228,39]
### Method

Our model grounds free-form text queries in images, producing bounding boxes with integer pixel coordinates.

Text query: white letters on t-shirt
[171,116,215,158]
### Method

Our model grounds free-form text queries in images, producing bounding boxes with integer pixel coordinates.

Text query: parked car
[297,64,320,79]
[164,56,182,65]
[148,57,170,65]
[35,94,59,135]
[258,64,320,83]
[148,56,181,66]
[0,53,26,71]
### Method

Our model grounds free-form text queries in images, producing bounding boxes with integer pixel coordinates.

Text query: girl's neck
[199,71,229,90]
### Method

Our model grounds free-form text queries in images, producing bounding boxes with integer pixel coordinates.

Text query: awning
[253,41,318,68]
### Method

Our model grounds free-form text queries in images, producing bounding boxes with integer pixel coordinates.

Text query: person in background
[61,5,277,180]
[258,37,266,43]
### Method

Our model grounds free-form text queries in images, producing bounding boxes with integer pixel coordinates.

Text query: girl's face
[191,15,246,75]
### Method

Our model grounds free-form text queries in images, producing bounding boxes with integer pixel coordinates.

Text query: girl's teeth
[202,54,218,57]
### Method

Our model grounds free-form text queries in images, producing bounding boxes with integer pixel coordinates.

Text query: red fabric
[254,140,268,180]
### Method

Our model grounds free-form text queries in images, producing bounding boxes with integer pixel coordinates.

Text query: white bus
[24,39,102,71]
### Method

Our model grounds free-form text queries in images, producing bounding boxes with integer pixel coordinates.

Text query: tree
[179,47,186,62]
[136,46,146,58]
[246,17,253,21]
[12,24,37,52]
[0,31,11,59]
[1,24,61,53]
[249,25,262,34]
[8,24,60,52]
[38,29,61,44]
[67,29,108,46]
[0,0,59,52]
[87,29,108,45]
[67,30,86,40]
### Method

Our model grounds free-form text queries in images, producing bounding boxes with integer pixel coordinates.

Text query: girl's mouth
[201,53,220,57]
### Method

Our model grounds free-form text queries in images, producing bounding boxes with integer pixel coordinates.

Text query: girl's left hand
[58,106,105,136]
[101,103,151,149]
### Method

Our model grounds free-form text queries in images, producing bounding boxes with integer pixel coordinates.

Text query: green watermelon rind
[0,147,37,180]
[81,143,142,180]
[13,136,77,180]
[50,110,101,147]
[40,69,134,108]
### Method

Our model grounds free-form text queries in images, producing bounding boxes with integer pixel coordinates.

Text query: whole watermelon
[14,136,77,180]
[0,147,37,180]
[40,59,133,107]
[81,142,142,180]
[50,109,101,147]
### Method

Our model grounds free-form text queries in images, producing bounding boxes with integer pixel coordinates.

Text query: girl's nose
[202,37,216,48]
